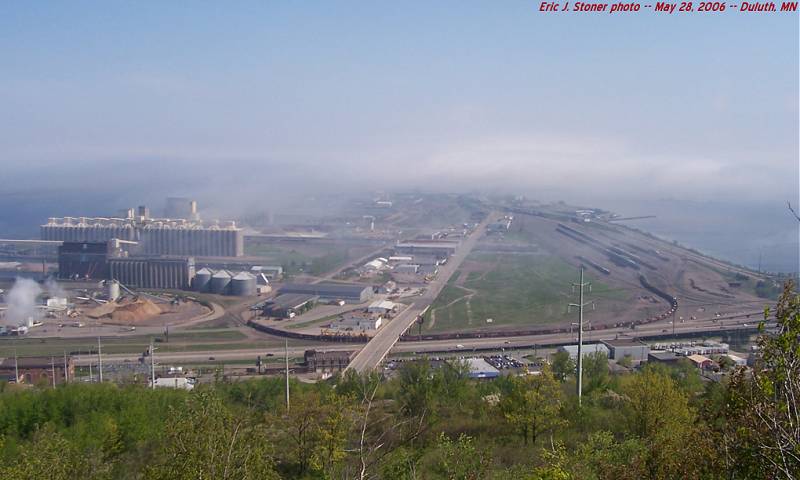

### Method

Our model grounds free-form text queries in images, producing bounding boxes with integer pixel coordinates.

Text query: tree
[433,433,490,480]
[620,367,715,478]
[581,352,610,394]
[723,281,800,479]
[0,425,106,480]
[550,351,575,382]
[397,360,437,424]
[500,366,565,446]
[570,431,647,480]
[279,389,325,476]
[144,392,278,480]
[313,393,356,477]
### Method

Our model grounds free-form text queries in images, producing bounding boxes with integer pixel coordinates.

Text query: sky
[0,2,798,269]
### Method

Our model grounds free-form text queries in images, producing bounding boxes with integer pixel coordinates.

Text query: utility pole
[97,337,103,383]
[672,308,677,337]
[50,356,56,387]
[284,339,290,412]
[150,340,156,390]
[14,348,19,384]
[63,351,68,383]
[569,267,593,407]
[89,361,93,382]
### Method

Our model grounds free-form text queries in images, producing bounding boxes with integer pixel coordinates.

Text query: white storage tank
[209,270,231,294]
[230,272,256,296]
[194,268,214,292]
[107,280,121,301]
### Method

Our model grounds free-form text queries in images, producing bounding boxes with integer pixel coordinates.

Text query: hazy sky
[1,3,798,209]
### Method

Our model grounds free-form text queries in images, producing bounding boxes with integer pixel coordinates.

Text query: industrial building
[602,339,650,362]
[394,264,419,274]
[648,351,682,365]
[687,354,716,370]
[331,312,383,332]
[304,350,352,373]
[263,294,318,318]
[464,358,500,379]
[0,356,74,385]
[109,257,196,290]
[250,265,283,280]
[557,343,610,360]
[41,206,243,257]
[367,300,397,315]
[395,240,458,259]
[57,241,117,280]
[279,282,373,303]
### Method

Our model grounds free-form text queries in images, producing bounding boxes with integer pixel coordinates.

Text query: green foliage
[0,424,110,480]
[581,352,609,394]
[550,351,575,382]
[432,433,491,480]
[723,281,800,478]
[499,366,564,446]
[144,391,279,480]
[616,354,633,368]
[0,285,797,479]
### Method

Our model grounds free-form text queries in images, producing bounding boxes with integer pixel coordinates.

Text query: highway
[346,214,495,373]
[67,312,768,367]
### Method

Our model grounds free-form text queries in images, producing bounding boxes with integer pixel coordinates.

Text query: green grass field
[426,253,626,333]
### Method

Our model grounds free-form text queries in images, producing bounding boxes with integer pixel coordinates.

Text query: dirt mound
[85,298,162,323]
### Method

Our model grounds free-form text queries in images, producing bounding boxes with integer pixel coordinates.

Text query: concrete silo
[230,272,256,296]
[209,270,231,294]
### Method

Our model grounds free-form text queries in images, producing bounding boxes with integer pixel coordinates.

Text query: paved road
[69,312,766,367]
[346,214,495,373]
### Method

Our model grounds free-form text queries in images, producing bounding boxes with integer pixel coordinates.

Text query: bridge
[346,214,494,373]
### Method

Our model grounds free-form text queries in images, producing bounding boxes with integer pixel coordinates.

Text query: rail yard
[0,194,787,380]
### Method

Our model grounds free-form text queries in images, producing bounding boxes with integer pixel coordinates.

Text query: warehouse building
[0,356,74,385]
[367,300,397,315]
[330,312,383,332]
[250,265,283,280]
[394,240,458,259]
[279,282,373,303]
[263,294,318,318]
[304,350,352,373]
[648,351,682,365]
[464,358,500,379]
[109,257,196,290]
[602,339,650,363]
[557,343,610,360]
[394,264,419,274]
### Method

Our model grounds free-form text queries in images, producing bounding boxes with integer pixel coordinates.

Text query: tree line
[0,282,797,479]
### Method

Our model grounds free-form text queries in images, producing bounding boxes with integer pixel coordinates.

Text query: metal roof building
[602,339,650,362]
[557,343,610,360]
[279,282,373,303]
[464,358,500,379]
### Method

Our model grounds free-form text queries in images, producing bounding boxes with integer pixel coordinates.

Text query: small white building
[152,377,195,390]
[725,353,747,367]
[557,343,610,360]
[388,256,413,264]
[363,259,386,271]
[367,300,396,315]
[332,312,383,332]
[394,264,419,274]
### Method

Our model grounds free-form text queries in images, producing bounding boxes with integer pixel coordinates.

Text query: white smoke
[4,278,43,326]
[44,277,67,299]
